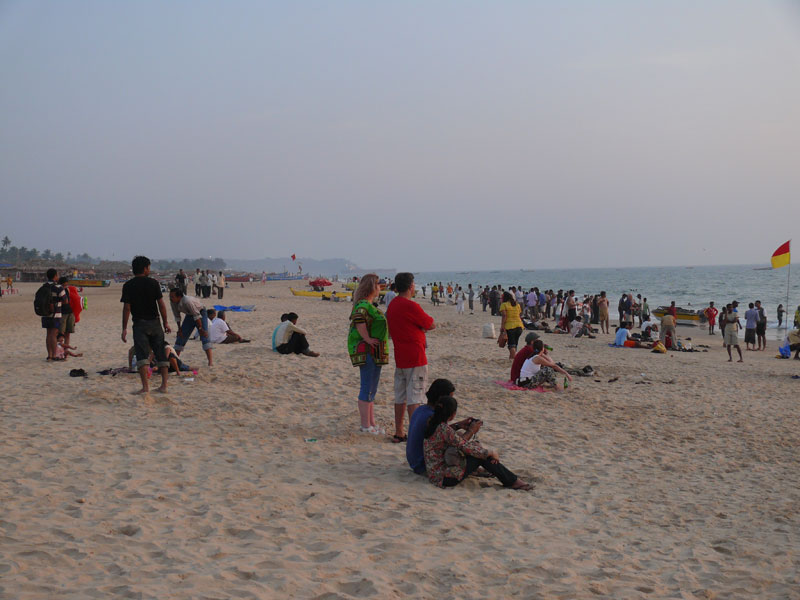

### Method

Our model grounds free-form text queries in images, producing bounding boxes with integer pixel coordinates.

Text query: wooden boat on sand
[68,279,111,288]
[651,306,706,326]
[290,287,353,299]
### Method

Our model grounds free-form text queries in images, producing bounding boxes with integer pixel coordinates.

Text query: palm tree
[1,236,9,250]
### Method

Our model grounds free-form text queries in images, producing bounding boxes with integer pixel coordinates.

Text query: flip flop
[391,434,407,443]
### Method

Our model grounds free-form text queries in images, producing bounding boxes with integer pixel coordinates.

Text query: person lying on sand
[423,396,531,490]
[128,343,192,374]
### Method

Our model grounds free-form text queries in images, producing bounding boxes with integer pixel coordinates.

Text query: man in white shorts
[386,272,436,443]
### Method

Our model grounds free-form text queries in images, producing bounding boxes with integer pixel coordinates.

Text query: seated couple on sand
[613,323,655,349]
[405,379,531,491]
[506,334,571,389]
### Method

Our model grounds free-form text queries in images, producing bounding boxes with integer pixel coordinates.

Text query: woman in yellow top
[499,291,524,359]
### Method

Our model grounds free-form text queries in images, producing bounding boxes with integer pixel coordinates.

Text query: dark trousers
[277,332,310,355]
[195,284,201,296]
[217,286,223,299]
[442,455,518,488]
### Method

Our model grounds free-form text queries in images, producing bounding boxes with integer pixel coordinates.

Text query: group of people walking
[173,268,226,299]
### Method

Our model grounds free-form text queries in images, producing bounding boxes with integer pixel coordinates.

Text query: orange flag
[771,240,791,269]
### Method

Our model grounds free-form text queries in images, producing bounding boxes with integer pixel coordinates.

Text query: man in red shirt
[704,301,719,335]
[667,301,677,319]
[386,272,435,443]
[509,332,539,385]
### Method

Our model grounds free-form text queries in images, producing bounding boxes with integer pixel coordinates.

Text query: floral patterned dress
[423,422,489,488]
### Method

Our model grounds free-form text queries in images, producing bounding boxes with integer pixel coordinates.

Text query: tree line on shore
[0,236,225,272]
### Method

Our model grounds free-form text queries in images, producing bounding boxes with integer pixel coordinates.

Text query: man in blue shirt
[744,302,759,351]
[406,379,482,475]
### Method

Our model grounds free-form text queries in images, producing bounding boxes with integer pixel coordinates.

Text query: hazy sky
[2,1,799,270]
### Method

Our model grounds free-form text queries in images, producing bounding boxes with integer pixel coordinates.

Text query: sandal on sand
[391,434,407,443]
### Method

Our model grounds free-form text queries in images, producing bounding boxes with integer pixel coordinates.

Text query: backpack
[34,283,54,317]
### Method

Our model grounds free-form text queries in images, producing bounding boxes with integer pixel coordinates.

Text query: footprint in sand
[338,579,378,597]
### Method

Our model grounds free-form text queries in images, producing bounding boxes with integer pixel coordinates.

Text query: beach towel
[494,380,552,393]
[213,305,255,312]
[68,286,83,323]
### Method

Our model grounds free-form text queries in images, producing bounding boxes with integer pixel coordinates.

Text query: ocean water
[417,264,800,336]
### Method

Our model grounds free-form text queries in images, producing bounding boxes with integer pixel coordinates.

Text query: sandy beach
[1,281,798,599]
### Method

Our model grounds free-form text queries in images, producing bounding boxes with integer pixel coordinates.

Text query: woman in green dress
[348,273,389,434]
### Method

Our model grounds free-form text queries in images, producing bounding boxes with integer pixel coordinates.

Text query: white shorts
[393,365,428,405]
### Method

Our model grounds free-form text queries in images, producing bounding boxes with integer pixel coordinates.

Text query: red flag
[291,254,296,261]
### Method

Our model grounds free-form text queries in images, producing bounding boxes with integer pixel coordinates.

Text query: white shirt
[209,317,230,344]
[641,320,657,332]
[520,356,541,380]
[384,290,396,306]
[276,320,307,346]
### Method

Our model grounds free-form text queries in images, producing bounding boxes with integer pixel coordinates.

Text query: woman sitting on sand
[423,396,531,490]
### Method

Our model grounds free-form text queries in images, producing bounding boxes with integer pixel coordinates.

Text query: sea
[416,264,799,339]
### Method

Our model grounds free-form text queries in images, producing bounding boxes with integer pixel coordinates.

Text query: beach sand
[1,282,798,599]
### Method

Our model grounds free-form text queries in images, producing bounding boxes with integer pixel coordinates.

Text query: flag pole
[787,240,792,338]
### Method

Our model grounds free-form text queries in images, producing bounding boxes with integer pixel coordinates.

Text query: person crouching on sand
[423,396,531,490]
[169,288,213,367]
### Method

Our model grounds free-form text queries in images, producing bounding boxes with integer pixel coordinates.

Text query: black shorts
[755,322,766,336]
[41,317,61,329]
[132,319,168,368]
[505,327,523,349]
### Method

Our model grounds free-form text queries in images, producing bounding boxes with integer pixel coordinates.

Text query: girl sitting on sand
[422,396,531,490]
[55,333,82,360]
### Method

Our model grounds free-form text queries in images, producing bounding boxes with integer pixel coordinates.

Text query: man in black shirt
[121,256,172,394]
[175,269,187,294]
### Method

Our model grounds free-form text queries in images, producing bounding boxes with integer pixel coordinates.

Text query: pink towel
[494,380,552,393]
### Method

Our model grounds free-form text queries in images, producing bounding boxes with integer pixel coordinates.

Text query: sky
[2,1,800,271]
